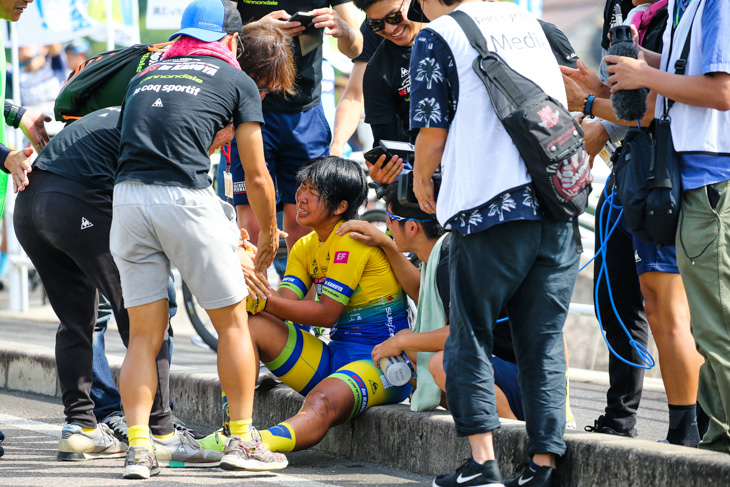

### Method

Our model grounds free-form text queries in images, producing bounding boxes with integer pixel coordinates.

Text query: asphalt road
[0,389,434,487]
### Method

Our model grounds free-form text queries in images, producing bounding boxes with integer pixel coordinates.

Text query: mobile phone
[287,12,316,29]
[708,185,721,210]
[363,146,387,165]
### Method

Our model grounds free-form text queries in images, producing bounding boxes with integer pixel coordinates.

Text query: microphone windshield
[608,26,648,122]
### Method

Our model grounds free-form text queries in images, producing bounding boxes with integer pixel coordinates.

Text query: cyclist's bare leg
[282,203,310,251]
[246,312,292,366]
[121,299,169,433]
[274,377,355,451]
[206,301,258,422]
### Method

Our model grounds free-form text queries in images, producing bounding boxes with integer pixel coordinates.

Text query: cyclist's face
[295,180,329,227]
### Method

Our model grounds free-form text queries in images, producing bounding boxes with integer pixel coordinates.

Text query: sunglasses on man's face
[366,0,406,32]
[385,209,432,225]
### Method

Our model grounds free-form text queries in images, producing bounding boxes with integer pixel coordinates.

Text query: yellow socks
[230,419,253,442]
[82,426,96,433]
[128,425,154,451]
[258,423,296,453]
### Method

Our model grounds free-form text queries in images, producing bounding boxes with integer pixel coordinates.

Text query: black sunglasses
[366,0,407,32]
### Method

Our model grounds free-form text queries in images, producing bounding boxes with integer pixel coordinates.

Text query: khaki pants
[676,180,730,453]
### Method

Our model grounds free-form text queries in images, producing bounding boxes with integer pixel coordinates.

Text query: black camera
[397,170,441,208]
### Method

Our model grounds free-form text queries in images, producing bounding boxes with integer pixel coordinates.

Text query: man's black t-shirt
[601,0,635,49]
[116,56,263,189]
[353,21,383,64]
[236,0,349,114]
[34,107,120,194]
[363,41,413,145]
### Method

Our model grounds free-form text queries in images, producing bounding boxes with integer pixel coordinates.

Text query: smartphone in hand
[287,12,316,29]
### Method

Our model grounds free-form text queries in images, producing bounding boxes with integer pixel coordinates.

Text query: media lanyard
[222,144,234,199]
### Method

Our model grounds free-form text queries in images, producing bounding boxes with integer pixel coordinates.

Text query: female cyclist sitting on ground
[243,156,413,452]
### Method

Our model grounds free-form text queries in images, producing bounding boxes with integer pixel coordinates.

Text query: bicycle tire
[182,280,218,351]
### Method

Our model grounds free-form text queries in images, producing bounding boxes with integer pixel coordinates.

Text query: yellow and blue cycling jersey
[280,220,410,346]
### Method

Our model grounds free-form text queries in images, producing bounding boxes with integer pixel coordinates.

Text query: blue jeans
[91,274,177,422]
[445,219,579,457]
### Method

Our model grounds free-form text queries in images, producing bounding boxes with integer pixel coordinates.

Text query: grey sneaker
[153,428,223,468]
[101,411,128,444]
[123,446,160,479]
[220,430,288,471]
[57,423,127,461]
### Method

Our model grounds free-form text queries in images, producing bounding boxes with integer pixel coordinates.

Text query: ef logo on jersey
[334,251,349,264]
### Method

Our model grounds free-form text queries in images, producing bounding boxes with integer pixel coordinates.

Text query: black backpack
[54,42,170,123]
[449,11,592,222]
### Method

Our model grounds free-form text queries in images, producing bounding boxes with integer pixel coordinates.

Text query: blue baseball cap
[169,0,243,42]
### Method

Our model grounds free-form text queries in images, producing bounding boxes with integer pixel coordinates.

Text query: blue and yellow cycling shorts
[264,322,412,419]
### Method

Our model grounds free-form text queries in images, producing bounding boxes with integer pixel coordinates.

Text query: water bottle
[379,354,412,387]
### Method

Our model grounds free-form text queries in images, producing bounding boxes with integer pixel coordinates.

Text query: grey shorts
[110,180,247,309]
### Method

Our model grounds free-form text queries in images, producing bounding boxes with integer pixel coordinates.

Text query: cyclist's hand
[338,220,392,249]
[245,293,268,315]
[366,154,403,185]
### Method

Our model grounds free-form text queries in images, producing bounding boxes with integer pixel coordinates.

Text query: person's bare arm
[337,220,421,301]
[265,293,345,328]
[326,2,363,59]
[413,128,448,214]
[605,53,730,111]
[235,122,278,272]
[372,326,450,365]
[330,61,366,156]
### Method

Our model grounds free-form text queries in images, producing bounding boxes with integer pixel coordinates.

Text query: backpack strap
[449,10,528,108]
[663,0,700,115]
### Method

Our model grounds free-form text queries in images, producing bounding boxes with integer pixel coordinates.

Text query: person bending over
[110,0,289,479]
[245,156,413,452]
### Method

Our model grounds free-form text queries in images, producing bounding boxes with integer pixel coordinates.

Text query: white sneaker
[153,428,223,467]
[57,423,127,461]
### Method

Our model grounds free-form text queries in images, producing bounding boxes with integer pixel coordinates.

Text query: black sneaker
[503,463,554,487]
[584,415,638,438]
[433,459,504,487]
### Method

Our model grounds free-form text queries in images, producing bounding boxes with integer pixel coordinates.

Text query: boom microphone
[608,25,648,122]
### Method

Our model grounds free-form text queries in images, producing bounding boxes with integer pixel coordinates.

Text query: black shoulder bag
[613,7,696,248]
[448,10,592,222]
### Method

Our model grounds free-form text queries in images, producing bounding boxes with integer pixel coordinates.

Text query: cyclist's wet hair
[238,23,296,96]
[383,182,445,240]
[296,157,368,222]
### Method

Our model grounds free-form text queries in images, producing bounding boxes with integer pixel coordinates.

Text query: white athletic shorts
[110,180,247,309]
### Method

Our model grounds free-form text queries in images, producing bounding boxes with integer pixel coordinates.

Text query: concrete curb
[2,341,729,486]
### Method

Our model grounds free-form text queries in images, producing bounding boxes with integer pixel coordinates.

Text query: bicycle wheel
[182,281,219,351]
[361,208,387,229]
